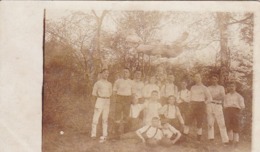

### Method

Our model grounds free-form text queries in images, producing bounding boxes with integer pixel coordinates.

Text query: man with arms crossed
[183,73,212,141]
[207,74,229,145]
[91,69,113,143]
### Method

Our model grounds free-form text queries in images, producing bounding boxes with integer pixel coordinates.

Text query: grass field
[42,94,251,152]
[43,125,251,152]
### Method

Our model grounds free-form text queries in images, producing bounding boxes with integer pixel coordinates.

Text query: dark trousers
[168,118,181,131]
[186,102,206,128]
[224,107,241,133]
[114,95,132,135]
[127,117,143,132]
[178,102,190,125]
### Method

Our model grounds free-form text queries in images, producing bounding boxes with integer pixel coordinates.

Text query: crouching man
[159,118,182,147]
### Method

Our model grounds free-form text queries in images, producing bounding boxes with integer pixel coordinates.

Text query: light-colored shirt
[161,124,180,138]
[208,85,225,103]
[159,104,184,124]
[190,84,212,102]
[132,80,145,99]
[160,83,178,98]
[143,101,162,125]
[159,104,179,118]
[224,92,245,109]
[113,78,133,96]
[178,89,190,103]
[130,104,144,118]
[92,79,113,97]
[143,84,160,98]
[137,125,163,140]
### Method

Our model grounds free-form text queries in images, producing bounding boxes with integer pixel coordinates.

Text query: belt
[98,96,110,99]
[211,102,222,105]
[117,95,131,97]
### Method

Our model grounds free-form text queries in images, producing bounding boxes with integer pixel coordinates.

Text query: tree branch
[227,14,253,25]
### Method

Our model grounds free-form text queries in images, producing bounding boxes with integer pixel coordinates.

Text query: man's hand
[181,123,185,129]
[142,138,146,143]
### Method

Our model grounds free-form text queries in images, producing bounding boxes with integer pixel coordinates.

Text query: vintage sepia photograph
[43,9,253,152]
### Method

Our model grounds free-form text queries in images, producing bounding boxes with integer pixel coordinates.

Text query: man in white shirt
[184,73,212,141]
[160,74,178,105]
[159,95,184,131]
[160,119,182,146]
[91,69,113,142]
[132,70,145,101]
[136,117,163,146]
[143,90,162,125]
[113,68,133,135]
[143,76,160,100]
[177,81,190,124]
[207,75,229,145]
[224,82,245,146]
[120,117,162,146]
[128,94,144,131]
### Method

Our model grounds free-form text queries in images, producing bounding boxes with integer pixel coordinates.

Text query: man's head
[150,90,159,101]
[167,95,176,105]
[194,73,202,84]
[151,117,160,127]
[123,68,130,79]
[180,81,188,89]
[101,69,109,79]
[168,74,175,83]
[134,70,142,80]
[227,81,237,93]
[210,74,219,85]
[149,76,156,84]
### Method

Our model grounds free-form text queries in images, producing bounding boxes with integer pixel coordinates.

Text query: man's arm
[204,87,213,103]
[171,131,181,145]
[176,108,184,126]
[136,126,148,143]
[168,124,181,144]
[239,94,245,109]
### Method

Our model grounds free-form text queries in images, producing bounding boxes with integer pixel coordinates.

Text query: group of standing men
[90,67,245,146]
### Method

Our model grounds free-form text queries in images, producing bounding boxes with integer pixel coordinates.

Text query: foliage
[43,11,253,151]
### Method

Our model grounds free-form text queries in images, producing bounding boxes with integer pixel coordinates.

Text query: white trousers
[91,98,110,137]
[207,103,229,143]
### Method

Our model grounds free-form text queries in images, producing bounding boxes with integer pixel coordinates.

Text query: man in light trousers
[207,74,229,145]
[91,69,113,143]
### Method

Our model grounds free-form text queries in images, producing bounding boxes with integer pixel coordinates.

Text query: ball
[60,131,64,135]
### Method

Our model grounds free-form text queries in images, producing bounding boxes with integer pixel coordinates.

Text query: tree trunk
[217,12,230,85]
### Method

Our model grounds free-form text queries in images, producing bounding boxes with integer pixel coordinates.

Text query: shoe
[99,136,107,143]
[223,142,229,146]
[91,136,97,140]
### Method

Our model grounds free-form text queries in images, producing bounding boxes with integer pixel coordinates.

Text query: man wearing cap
[91,69,112,143]
[183,73,212,141]
[207,74,229,145]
